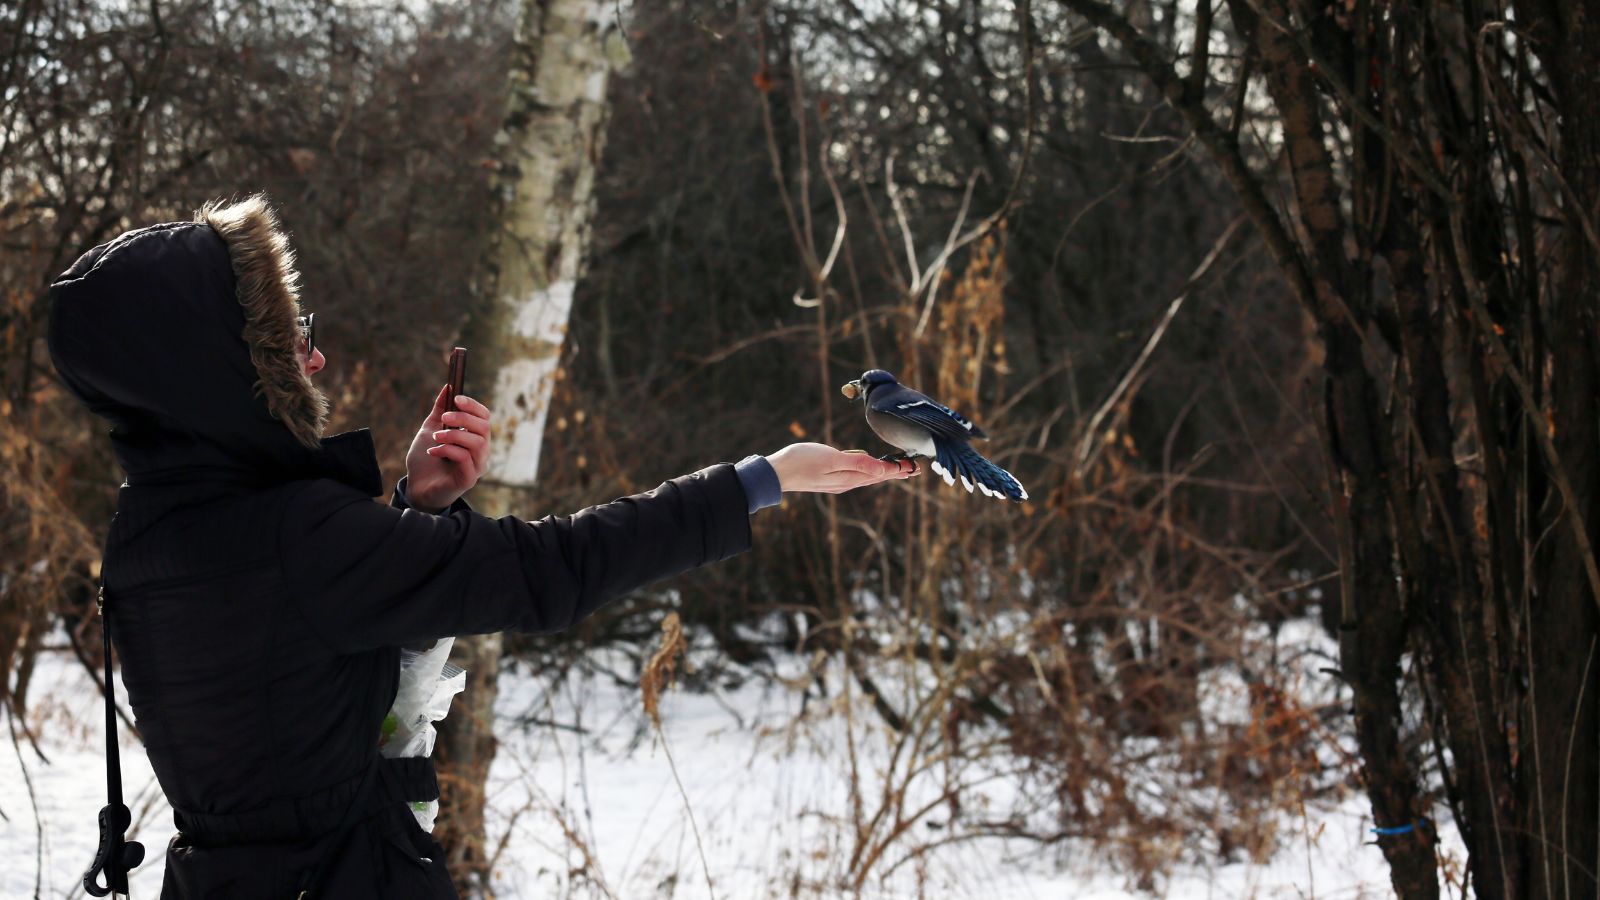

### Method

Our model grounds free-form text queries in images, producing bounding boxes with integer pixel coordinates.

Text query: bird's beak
[841,380,863,401]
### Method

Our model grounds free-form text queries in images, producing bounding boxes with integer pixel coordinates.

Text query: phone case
[445,348,467,413]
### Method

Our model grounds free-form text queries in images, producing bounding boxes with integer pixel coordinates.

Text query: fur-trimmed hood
[47,195,380,497]
[191,196,329,448]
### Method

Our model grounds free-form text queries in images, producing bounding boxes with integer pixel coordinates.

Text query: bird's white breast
[866,410,938,457]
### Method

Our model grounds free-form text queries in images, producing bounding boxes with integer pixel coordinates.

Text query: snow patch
[2,624,1460,899]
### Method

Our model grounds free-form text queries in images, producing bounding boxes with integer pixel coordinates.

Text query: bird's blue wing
[869,384,988,442]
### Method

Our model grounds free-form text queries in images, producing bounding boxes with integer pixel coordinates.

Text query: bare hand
[766,442,918,494]
[404,387,492,513]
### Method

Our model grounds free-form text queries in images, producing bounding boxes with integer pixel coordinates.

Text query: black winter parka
[47,197,753,898]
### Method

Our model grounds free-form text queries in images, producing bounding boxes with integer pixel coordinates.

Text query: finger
[825,465,882,487]
[840,453,882,474]
[433,429,487,455]
[434,429,489,471]
[845,465,917,490]
[423,385,450,426]
[452,395,491,419]
[849,456,909,478]
[438,408,486,432]
[426,443,473,468]
[440,410,490,436]
[827,471,889,492]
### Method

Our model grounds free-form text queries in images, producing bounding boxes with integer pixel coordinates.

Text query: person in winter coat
[46,194,916,899]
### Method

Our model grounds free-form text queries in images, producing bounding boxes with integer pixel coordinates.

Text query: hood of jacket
[47,195,381,498]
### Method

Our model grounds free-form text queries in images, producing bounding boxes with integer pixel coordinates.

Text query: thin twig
[1075,215,1245,474]
[640,614,716,898]
[1561,637,1597,900]
[656,730,715,900]
[1447,212,1600,615]
[5,700,45,900]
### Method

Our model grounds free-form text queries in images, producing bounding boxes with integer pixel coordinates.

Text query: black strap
[173,756,438,845]
[83,584,146,897]
[170,754,426,898]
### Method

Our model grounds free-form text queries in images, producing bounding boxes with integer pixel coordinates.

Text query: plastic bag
[378,638,467,831]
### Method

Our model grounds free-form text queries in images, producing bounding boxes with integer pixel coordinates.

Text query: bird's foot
[875,452,919,475]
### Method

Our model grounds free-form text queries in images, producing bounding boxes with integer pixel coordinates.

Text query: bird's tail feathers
[931,441,1028,501]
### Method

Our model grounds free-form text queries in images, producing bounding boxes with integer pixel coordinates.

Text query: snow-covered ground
[2,635,1422,899]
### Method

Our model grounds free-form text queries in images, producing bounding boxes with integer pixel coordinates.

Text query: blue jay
[842,369,1027,501]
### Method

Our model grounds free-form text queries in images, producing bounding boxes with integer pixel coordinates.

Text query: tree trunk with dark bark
[1519,4,1600,897]
[1060,1,1600,897]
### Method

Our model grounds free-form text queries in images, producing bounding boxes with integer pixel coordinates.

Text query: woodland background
[3,1,1597,898]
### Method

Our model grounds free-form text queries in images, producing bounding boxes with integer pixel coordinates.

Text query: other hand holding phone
[403,348,492,513]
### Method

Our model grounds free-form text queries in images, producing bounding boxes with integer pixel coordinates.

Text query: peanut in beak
[840,382,861,400]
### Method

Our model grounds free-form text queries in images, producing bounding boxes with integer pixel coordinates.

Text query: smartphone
[445,347,468,415]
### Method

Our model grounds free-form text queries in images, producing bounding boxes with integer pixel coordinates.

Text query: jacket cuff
[391,475,474,515]
[734,455,782,514]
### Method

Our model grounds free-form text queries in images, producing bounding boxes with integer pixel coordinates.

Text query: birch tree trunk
[433,1,621,893]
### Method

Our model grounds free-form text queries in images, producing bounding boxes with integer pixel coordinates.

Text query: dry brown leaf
[641,611,686,728]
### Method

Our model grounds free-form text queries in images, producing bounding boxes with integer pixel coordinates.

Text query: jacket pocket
[376,811,458,899]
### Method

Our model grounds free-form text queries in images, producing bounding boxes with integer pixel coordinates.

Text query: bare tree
[433,0,622,893]
[523,0,1345,888]
[1059,1,1600,896]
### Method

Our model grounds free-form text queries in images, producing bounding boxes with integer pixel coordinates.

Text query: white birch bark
[471,0,622,489]
[435,1,623,892]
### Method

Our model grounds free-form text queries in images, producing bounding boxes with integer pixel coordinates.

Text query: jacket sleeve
[280,464,753,654]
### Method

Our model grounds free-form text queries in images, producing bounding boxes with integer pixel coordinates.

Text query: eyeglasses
[296,313,316,356]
